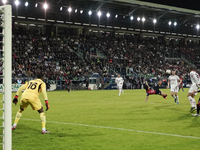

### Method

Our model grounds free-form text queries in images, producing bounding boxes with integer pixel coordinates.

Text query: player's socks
[197,103,200,114]
[119,89,121,96]
[14,110,22,125]
[176,95,179,104]
[40,112,46,130]
[182,88,184,92]
[188,96,196,108]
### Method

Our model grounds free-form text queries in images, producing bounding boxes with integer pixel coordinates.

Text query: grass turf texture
[11,89,200,150]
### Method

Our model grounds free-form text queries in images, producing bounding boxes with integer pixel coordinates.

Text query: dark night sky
[139,0,200,11]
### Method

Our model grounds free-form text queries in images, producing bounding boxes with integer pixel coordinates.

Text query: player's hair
[189,66,194,71]
[143,84,148,91]
[37,73,44,79]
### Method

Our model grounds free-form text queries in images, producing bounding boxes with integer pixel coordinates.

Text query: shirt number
[27,82,38,90]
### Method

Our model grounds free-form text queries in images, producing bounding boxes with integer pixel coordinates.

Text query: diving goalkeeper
[12,73,50,134]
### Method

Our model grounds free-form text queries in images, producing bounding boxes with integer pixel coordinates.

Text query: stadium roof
[9,0,200,35]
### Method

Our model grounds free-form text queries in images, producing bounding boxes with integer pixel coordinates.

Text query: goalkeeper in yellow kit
[12,73,50,134]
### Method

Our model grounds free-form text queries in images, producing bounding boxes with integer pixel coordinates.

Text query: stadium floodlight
[80,10,83,14]
[15,0,19,6]
[115,14,118,18]
[68,7,72,13]
[25,2,28,7]
[75,9,77,13]
[106,12,110,18]
[168,21,172,25]
[35,3,38,7]
[43,3,48,10]
[60,7,62,11]
[2,0,7,4]
[153,19,157,24]
[88,10,92,15]
[130,16,134,20]
[174,22,177,26]
[196,24,200,29]
[97,11,102,17]
[137,17,140,21]
[142,17,145,22]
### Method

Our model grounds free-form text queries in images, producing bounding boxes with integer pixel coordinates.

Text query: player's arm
[145,93,149,102]
[167,79,170,89]
[41,83,49,111]
[145,81,150,89]
[12,83,28,105]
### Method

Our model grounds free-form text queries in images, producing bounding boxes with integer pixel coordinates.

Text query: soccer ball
[166,70,171,74]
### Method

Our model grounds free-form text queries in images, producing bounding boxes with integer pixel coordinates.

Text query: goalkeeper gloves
[12,95,18,105]
[45,100,49,111]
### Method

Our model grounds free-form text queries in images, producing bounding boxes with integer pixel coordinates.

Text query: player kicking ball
[167,70,182,104]
[144,81,167,102]
[12,73,50,134]
[115,74,124,96]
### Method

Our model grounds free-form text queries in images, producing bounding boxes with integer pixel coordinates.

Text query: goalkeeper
[12,73,50,134]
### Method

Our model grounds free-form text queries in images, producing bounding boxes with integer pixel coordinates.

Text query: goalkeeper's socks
[13,123,17,127]
[42,128,46,131]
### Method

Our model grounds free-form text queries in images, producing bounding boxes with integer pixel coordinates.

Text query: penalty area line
[19,117,200,140]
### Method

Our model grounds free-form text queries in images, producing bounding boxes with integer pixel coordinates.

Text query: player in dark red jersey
[65,78,71,93]
[179,75,184,92]
[144,81,167,102]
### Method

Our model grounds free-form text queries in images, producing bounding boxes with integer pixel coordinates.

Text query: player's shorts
[117,84,123,89]
[20,97,43,111]
[188,84,198,94]
[170,85,179,93]
[155,89,161,95]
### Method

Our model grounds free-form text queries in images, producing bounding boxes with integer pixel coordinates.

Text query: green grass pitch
[10,89,200,150]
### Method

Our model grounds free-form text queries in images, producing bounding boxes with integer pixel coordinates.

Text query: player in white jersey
[167,70,182,104]
[115,74,124,96]
[187,66,200,113]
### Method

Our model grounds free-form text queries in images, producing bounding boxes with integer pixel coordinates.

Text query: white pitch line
[52,99,171,105]
[19,118,200,140]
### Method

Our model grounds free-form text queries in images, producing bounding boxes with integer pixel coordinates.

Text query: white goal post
[0,5,12,150]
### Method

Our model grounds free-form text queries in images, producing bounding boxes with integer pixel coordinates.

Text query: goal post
[1,5,12,150]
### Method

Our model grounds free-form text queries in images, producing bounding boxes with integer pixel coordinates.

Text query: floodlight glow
[153,19,157,24]
[142,17,145,22]
[43,3,48,10]
[137,17,140,21]
[88,10,92,15]
[15,0,19,6]
[68,7,72,12]
[60,7,62,11]
[196,24,200,29]
[25,2,28,7]
[35,3,38,7]
[174,22,177,26]
[97,11,102,17]
[75,9,77,13]
[115,14,118,18]
[106,12,110,18]
[168,21,172,25]
[130,16,134,20]
[80,10,83,14]
[2,0,7,4]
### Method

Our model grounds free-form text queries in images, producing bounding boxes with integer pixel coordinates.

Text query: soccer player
[12,73,50,134]
[187,66,200,113]
[115,74,124,96]
[179,75,184,92]
[167,70,182,104]
[144,81,167,102]
[65,78,71,93]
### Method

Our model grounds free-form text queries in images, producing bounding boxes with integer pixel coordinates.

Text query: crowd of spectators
[11,26,198,88]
